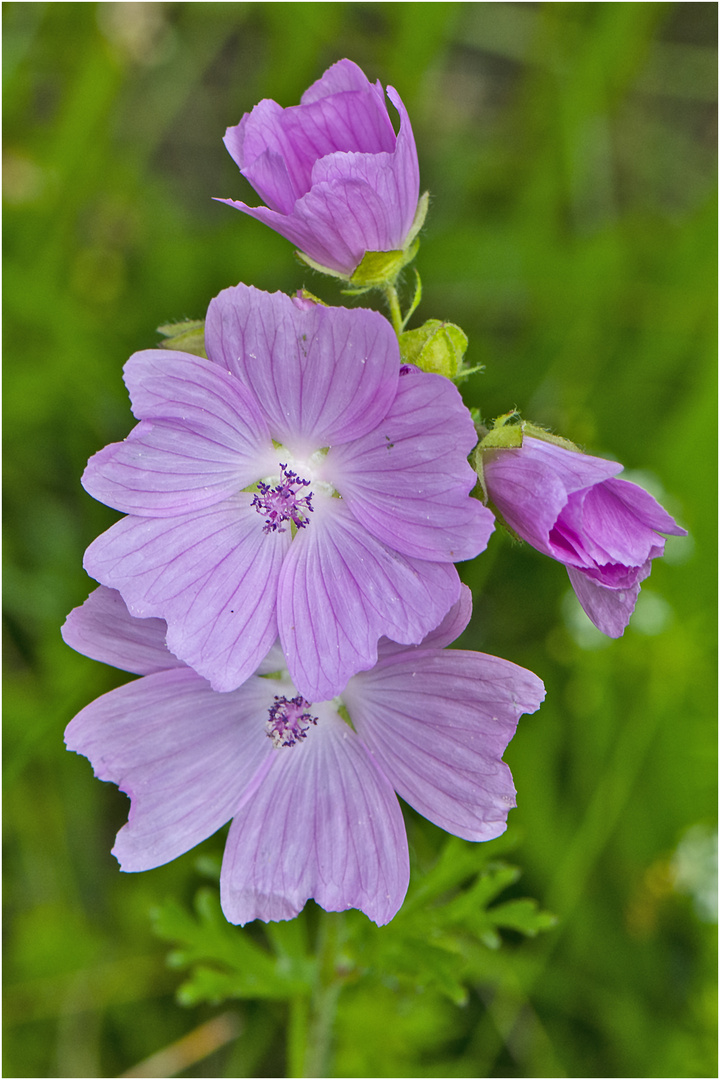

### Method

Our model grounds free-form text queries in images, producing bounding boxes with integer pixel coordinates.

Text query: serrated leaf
[152,889,315,1004]
[488,898,559,937]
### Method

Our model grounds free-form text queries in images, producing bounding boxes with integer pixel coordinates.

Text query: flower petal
[308,88,418,244]
[344,650,545,841]
[329,367,494,561]
[283,89,396,172]
[62,586,181,675]
[290,178,400,272]
[220,707,409,926]
[300,58,381,103]
[377,584,473,660]
[277,499,461,701]
[574,478,685,566]
[566,565,644,637]
[82,351,273,517]
[205,284,399,449]
[83,496,287,692]
[386,85,420,238]
[65,669,273,870]
[606,478,686,537]
[225,99,303,212]
[483,438,622,554]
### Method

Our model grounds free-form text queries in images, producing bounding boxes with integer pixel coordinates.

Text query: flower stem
[287,994,310,1078]
[382,282,404,336]
[295,912,345,1077]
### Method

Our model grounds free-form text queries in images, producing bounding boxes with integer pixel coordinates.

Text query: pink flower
[219,59,421,276]
[82,285,493,701]
[482,437,686,637]
[63,586,545,926]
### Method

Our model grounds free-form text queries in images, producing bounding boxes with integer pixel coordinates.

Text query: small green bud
[398,319,469,378]
[157,319,206,358]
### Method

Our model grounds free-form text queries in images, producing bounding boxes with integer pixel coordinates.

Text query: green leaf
[488,898,559,937]
[151,889,316,1005]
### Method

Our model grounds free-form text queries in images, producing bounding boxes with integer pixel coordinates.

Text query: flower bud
[398,318,469,378]
[475,415,686,637]
[219,59,425,280]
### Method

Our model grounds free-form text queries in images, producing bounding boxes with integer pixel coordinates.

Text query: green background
[4,2,716,1076]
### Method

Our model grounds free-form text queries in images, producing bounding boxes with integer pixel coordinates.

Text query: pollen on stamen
[251,463,314,534]
[266,695,318,748]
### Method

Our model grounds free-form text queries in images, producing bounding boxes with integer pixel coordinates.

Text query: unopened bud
[398,319,469,379]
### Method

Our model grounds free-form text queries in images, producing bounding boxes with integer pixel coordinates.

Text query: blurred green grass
[3,3,716,1077]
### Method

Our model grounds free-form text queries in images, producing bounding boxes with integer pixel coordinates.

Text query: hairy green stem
[382,282,404,336]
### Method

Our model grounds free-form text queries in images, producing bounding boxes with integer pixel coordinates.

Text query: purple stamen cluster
[251,464,314,534]
[266,694,318,748]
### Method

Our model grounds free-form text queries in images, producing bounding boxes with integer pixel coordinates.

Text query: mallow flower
[82,284,494,701]
[219,58,423,278]
[62,585,545,926]
[480,435,686,637]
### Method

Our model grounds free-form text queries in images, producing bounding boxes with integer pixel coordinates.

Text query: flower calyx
[157,319,206,358]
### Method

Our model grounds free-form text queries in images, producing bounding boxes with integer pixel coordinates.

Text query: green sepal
[521,420,582,452]
[405,190,429,248]
[398,318,471,379]
[157,319,206,358]
[348,240,419,290]
[295,250,349,281]
[478,409,524,450]
[296,287,328,306]
[472,411,524,503]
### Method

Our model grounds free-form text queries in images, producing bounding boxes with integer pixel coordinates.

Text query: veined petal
[377,583,473,660]
[241,147,299,214]
[214,195,354,271]
[605,478,686,537]
[220,707,409,926]
[277,499,461,701]
[573,479,684,566]
[483,438,622,554]
[205,284,399,449]
[83,352,273,517]
[300,58,383,104]
[62,586,181,675]
[567,565,644,638]
[309,153,409,252]
[65,669,273,870]
[225,99,303,212]
[386,86,420,237]
[83,496,287,692]
[283,89,396,174]
[329,368,493,561]
[291,178,398,272]
[344,650,545,841]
